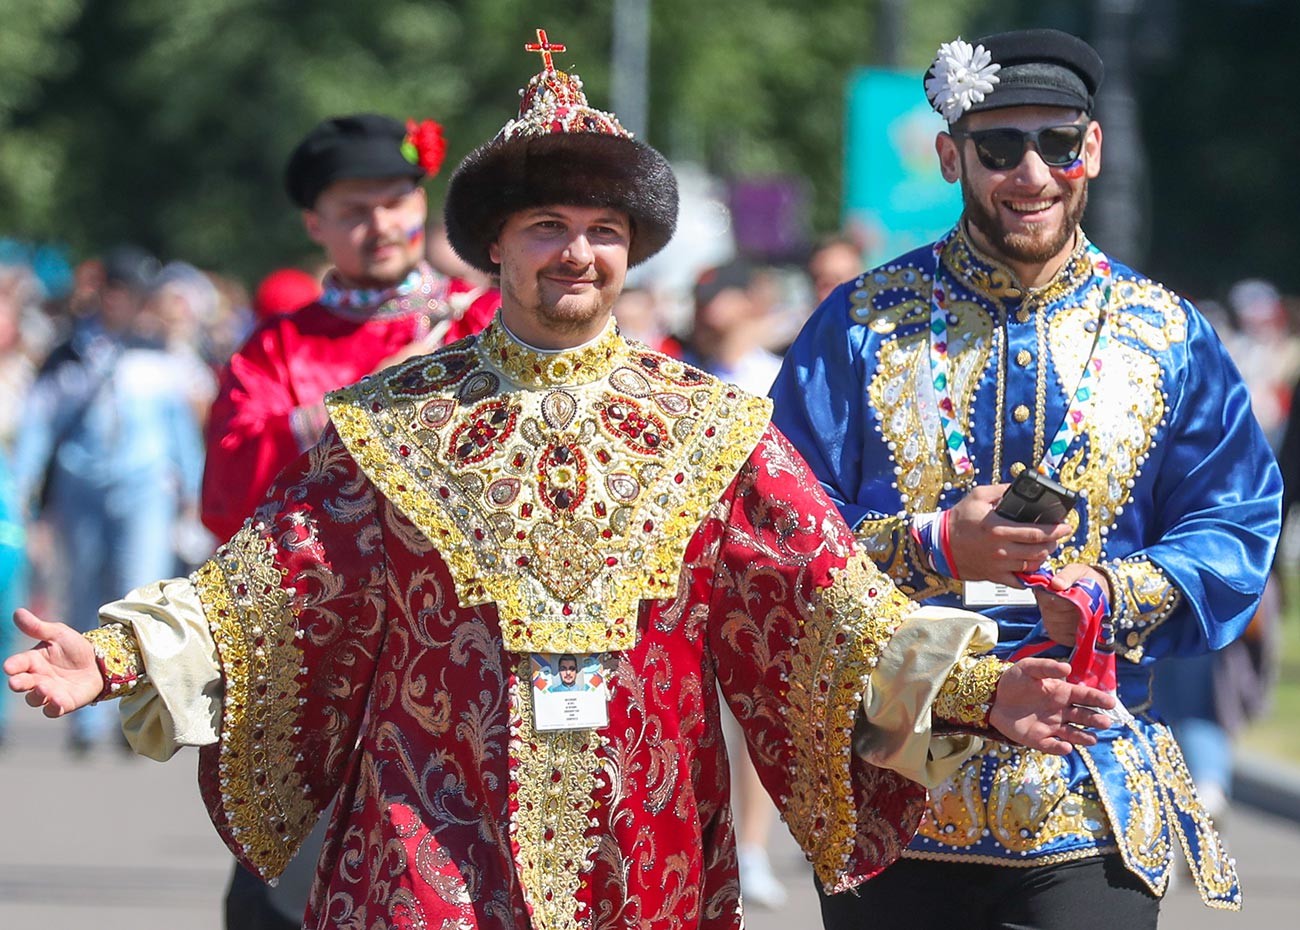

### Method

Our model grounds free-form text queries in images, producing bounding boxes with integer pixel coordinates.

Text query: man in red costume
[6,34,1113,929]
[201,113,500,541]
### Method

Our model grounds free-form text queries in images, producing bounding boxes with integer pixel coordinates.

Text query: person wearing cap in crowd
[199,113,500,543]
[10,245,205,754]
[771,27,1280,927]
[5,31,1119,928]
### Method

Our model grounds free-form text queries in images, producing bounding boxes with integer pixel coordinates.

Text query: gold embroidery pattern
[509,656,603,930]
[86,623,145,699]
[479,316,626,388]
[915,744,1112,855]
[1102,738,1172,888]
[1100,558,1181,661]
[1048,308,1170,568]
[934,655,1008,729]
[193,524,312,880]
[945,228,1092,305]
[989,750,1110,853]
[327,321,770,654]
[783,554,912,887]
[1151,727,1241,909]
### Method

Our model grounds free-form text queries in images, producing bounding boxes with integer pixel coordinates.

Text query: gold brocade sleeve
[782,553,915,886]
[192,523,316,881]
[1097,557,1182,661]
[85,623,145,700]
[855,607,998,788]
[856,515,962,601]
[93,578,225,761]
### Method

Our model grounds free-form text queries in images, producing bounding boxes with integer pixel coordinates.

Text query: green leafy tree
[0,0,981,278]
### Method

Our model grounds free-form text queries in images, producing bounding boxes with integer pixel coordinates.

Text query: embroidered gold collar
[477,315,626,388]
[326,318,771,653]
[945,224,1093,305]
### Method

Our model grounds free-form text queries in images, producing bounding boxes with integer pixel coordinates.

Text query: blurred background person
[9,244,204,754]
[612,285,682,357]
[684,260,783,397]
[806,234,865,306]
[200,114,500,543]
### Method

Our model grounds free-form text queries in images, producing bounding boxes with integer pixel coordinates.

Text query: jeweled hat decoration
[924,28,1104,123]
[444,28,679,274]
[285,113,448,208]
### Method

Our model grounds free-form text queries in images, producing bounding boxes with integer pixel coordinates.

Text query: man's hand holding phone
[945,483,1072,586]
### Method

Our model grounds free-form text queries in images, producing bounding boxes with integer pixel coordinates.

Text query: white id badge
[962,581,1037,607]
[530,652,610,731]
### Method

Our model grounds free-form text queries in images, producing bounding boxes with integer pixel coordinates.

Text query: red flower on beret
[402,118,446,175]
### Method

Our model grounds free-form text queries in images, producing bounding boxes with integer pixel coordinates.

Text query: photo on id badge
[531,652,610,730]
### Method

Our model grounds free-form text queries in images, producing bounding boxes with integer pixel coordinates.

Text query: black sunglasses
[950,122,1088,172]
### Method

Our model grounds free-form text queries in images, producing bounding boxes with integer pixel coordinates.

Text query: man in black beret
[201,113,499,542]
[7,29,1119,930]
[772,25,1279,928]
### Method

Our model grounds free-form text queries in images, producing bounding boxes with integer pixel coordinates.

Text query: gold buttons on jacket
[1013,404,1031,423]
[1016,349,1032,367]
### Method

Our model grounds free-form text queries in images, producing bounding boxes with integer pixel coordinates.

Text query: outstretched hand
[4,609,103,717]
[988,657,1116,756]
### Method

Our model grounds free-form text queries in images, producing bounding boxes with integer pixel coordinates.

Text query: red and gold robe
[201,268,498,541]
[99,318,1001,929]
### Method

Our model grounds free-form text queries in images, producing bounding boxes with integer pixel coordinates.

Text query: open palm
[4,608,102,717]
[989,657,1117,756]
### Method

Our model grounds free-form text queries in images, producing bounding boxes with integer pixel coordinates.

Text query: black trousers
[818,855,1160,930]
[225,863,302,930]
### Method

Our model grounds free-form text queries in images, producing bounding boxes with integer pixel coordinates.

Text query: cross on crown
[525,28,566,72]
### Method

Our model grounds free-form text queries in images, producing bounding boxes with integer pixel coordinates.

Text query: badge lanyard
[928,230,1114,482]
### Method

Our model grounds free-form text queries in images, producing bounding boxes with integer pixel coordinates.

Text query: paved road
[3,702,1299,929]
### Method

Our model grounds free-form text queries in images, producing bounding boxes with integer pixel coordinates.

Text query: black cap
[928,29,1103,121]
[102,245,160,292]
[284,114,426,209]
[693,259,756,307]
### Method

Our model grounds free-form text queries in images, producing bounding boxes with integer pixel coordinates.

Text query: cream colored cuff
[855,606,998,787]
[98,577,222,761]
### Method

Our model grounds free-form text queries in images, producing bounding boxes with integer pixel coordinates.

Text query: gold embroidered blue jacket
[770,227,1282,909]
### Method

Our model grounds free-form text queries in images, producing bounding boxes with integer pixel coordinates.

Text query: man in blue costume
[771,27,1281,930]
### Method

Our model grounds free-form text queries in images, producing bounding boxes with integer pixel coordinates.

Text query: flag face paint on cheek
[1057,158,1086,180]
[406,224,426,244]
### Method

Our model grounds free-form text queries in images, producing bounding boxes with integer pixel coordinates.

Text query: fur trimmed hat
[444,31,678,274]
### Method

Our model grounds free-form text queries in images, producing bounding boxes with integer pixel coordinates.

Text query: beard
[962,176,1089,266]
[503,266,619,336]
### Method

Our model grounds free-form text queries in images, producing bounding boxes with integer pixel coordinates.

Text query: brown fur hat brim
[444,132,678,274]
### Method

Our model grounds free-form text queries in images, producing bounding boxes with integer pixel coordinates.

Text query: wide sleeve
[1119,309,1282,659]
[769,286,937,594]
[200,323,310,542]
[707,426,994,893]
[95,427,387,881]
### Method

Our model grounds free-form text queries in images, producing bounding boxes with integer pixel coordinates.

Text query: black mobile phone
[995,470,1078,524]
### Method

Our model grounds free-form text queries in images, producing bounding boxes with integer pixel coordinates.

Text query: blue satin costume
[770,226,1281,908]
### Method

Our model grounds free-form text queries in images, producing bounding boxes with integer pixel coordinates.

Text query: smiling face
[489,205,631,349]
[937,106,1102,283]
[304,176,428,289]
